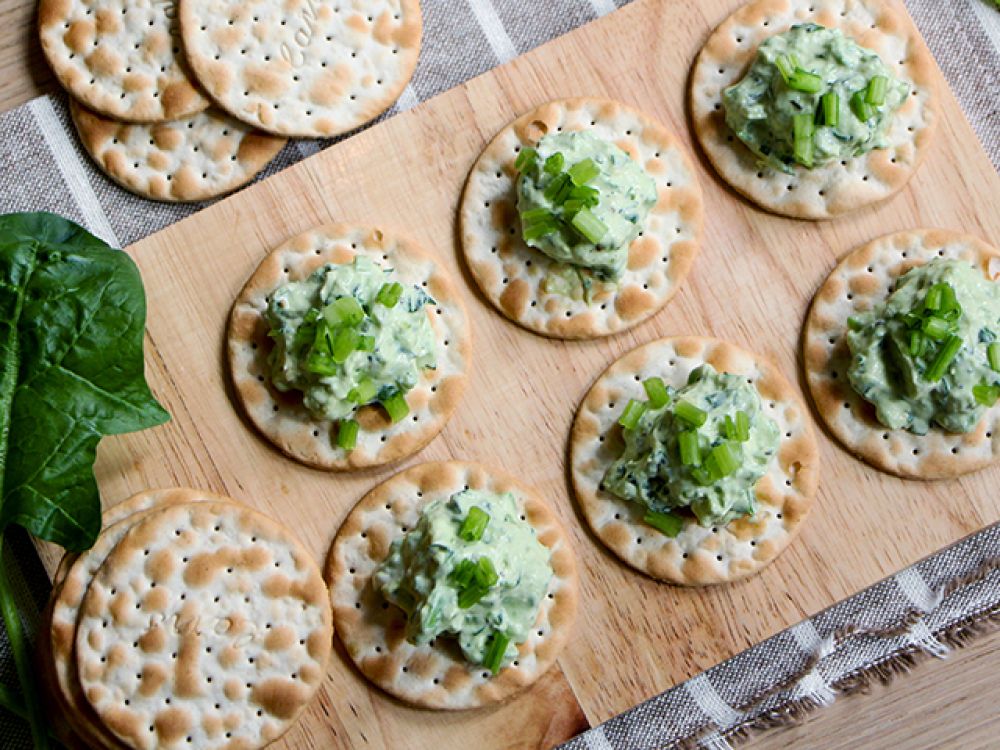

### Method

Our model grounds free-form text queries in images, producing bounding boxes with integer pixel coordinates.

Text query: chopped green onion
[924,285,943,311]
[323,296,365,326]
[570,185,600,205]
[568,158,600,186]
[376,282,404,309]
[483,632,510,675]
[921,316,951,341]
[909,330,925,356]
[514,147,537,172]
[458,506,490,542]
[973,382,1000,407]
[774,54,796,82]
[332,327,360,363]
[457,585,488,609]
[543,172,572,202]
[924,334,962,382]
[939,284,959,315]
[851,90,874,121]
[543,152,565,175]
[788,68,822,93]
[357,334,375,352]
[989,343,1000,373]
[821,92,839,127]
[643,510,684,537]
[865,75,888,106]
[450,559,477,588]
[674,400,707,428]
[735,411,750,442]
[691,467,715,486]
[847,316,863,331]
[337,419,359,451]
[347,377,377,404]
[562,199,586,215]
[305,352,337,376]
[475,556,499,587]
[723,415,738,441]
[618,399,648,431]
[706,442,741,478]
[570,208,609,244]
[792,112,814,167]
[642,376,670,408]
[521,207,552,224]
[678,430,701,467]
[382,392,409,423]
[522,220,559,241]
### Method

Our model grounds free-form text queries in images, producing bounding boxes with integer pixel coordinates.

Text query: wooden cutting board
[35,0,1000,747]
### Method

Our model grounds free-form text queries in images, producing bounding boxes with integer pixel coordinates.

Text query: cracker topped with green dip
[805,230,1000,478]
[571,337,819,585]
[460,98,703,339]
[228,224,470,470]
[690,0,937,219]
[326,461,578,709]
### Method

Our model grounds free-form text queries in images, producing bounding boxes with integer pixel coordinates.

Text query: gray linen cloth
[1,0,999,748]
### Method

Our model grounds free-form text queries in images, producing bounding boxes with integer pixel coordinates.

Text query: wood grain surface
[14,0,1000,747]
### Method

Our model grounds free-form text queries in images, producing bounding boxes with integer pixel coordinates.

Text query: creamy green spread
[847,259,1000,434]
[264,257,436,430]
[373,490,552,672]
[515,130,657,281]
[723,23,908,173]
[602,365,779,528]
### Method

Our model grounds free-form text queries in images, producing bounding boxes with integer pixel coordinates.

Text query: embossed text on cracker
[279,0,323,68]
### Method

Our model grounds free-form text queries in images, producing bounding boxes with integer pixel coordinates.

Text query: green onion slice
[337,419,359,451]
[618,399,647,431]
[570,185,600,205]
[382,392,410,423]
[568,158,600,186]
[821,92,839,127]
[921,316,951,341]
[924,284,943,311]
[847,316,863,331]
[792,112,814,167]
[483,632,510,675]
[522,221,559,241]
[707,442,741,478]
[543,172,572,202]
[357,334,375,352]
[973,382,1000,407]
[475,556,499,587]
[332,327,360,364]
[642,376,670,408]
[678,430,701,467]
[735,411,750,442]
[570,208,609,244]
[543,152,565,175]
[323,296,365,326]
[774,54,796,82]
[674,399,707,428]
[514,147,537,172]
[347,377,377,404]
[459,506,490,542]
[376,282,404,309]
[788,68,822,93]
[850,90,874,122]
[909,330,925,356]
[989,343,1000,373]
[643,510,684,537]
[924,334,962,382]
[865,75,888,106]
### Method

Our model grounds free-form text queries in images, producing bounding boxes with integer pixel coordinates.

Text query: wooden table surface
[2,0,998,748]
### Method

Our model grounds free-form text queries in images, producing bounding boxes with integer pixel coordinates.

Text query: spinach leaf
[0,212,169,551]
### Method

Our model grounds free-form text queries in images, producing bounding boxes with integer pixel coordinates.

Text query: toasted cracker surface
[690,0,937,219]
[228,223,470,470]
[804,229,1000,478]
[75,500,332,750]
[70,99,286,202]
[37,595,92,750]
[459,97,703,339]
[326,461,578,709]
[50,489,228,750]
[39,0,208,121]
[571,336,819,585]
[179,0,421,137]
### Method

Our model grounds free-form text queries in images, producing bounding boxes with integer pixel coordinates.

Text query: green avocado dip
[602,365,779,531]
[264,256,436,450]
[515,130,657,282]
[847,260,1000,435]
[373,490,552,674]
[723,23,909,173]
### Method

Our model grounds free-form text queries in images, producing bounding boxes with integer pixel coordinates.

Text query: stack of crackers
[38,488,332,749]
[38,0,422,201]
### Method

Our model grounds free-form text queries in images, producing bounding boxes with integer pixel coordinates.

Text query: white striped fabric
[466,0,518,64]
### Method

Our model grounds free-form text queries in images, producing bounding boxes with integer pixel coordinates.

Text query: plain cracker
[75,500,332,750]
[39,0,208,121]
[71,99,286,202]
[228,223,471,470]
[570,336,820,585]
[179,0,421,137]
[804,229,1000,478]
[325,461,579,709]
[49,489,229,750]
[459,97,703,339]
[689,0,937,219]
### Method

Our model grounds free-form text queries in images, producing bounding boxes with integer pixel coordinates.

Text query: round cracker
[39,0,208,122]
[36,594,92,750]
[179,0,422,138]
[70,99,286,202]
[228,223,471,471]
[75,500,332,750]
[459,97,703,339]
[804,229,1000,478]
[571,336,819,585]
[50,489,229,750]
[689,0,937,219]
[326,460,578,709]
